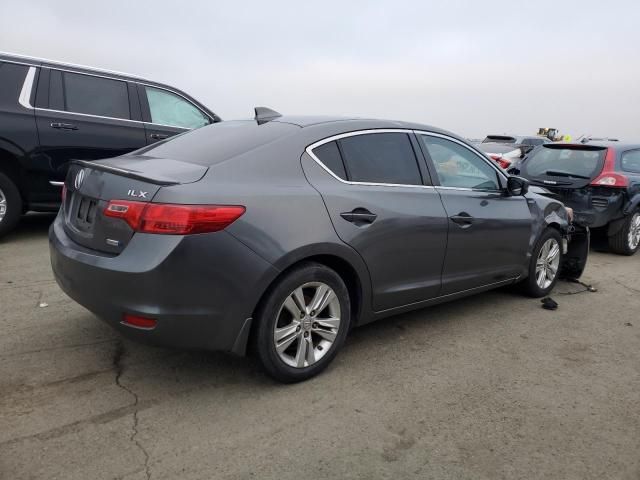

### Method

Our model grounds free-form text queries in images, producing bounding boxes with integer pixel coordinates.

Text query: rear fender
[623,194,640,216]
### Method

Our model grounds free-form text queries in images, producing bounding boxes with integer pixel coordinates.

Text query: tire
[608,211,640,256]
[253,262,351,383]
[522,228,563,298]
[0,172,22,238]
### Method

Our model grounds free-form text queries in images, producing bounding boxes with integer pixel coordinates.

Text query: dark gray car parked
[49,109,589,382]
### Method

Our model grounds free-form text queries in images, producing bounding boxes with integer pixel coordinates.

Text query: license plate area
[73,196,98,232]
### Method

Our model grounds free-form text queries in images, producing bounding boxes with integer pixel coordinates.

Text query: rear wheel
[522,228,563,297]
[253,262,351,383]
[0,172,22,238]
[608,211,640,256]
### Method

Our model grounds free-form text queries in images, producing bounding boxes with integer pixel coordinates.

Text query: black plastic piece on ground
[541,297,559,310]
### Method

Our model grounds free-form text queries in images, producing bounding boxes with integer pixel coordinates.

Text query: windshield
[523,146,606,179]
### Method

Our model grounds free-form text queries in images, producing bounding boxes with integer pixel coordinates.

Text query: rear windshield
[482,135,516,144]
[523,146,606,179]
[135,120,299,165]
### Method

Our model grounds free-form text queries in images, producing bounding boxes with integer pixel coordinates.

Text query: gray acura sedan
[50,108,589,382]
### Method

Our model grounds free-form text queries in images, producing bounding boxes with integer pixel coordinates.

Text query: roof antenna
[254,107,282,125]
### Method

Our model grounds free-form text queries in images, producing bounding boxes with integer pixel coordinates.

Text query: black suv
[0,52,220,237]
[510,142,640,255]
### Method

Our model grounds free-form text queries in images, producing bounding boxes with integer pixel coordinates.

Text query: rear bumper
[572,207,622,228]
[49,213,279,353]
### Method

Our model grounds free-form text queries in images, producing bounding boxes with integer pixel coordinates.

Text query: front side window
[336,133,423,185]
[621,149,640,174]
[62,71,130,119]
[419,135,500,190]
[144,86,210,129]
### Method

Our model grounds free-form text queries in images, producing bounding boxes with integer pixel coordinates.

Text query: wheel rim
[535,238,560,289]
[0,187,6,222]
[628,213,640,250]
[273,282,341,368]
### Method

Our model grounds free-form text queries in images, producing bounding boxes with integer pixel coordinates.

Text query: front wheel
[522,229,563,297]
[608,211,640,256]
[253,262,351,383]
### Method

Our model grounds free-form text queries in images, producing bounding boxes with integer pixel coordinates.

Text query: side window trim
[416,131,507,191]
[306,129,433,189]
[137,82,212,129]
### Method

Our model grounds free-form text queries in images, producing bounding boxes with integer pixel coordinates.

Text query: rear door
[418,133,532,295]
[137,84,211,145]
[34,68,147,183]
[302,130,448,312]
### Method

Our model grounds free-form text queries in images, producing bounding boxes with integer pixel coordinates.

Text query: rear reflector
[122,314,157,329]
[104,201,245,235]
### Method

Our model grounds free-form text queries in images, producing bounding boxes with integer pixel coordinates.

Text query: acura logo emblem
[74,169,86,190]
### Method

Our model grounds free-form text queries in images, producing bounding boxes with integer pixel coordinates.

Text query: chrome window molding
[306,128,508,190]
[18,67,36,109]
[306,129,435,190]
[49,181,65,187]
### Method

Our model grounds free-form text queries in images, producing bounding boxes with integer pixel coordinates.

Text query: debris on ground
[541,297,559,310]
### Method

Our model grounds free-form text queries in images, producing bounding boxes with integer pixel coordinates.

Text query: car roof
[270,115,455,135]
[546,141,640,150]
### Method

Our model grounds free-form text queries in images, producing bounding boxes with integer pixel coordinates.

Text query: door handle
[150,133,169,140]
[341,208,377,226]
[50,122,78,130]
[450,212,474,228]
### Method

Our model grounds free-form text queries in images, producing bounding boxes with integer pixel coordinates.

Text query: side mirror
[507,176,529,196]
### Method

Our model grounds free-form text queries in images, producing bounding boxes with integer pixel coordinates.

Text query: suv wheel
[0,172,22,238]
[523,228,563,297]
[609,211,640,256]
[253,262,351,383]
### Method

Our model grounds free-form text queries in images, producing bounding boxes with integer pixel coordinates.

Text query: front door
[417,133,532,295]
[302,131,449,312]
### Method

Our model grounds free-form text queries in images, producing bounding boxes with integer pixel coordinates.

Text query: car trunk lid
[62,157,208,254]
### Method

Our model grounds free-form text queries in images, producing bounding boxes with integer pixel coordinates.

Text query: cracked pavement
[1,214,639,479]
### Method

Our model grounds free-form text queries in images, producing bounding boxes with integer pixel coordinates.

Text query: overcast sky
[1,0,638,139]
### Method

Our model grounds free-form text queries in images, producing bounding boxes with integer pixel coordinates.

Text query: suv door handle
[50,122,78,130]
[450,212,474,228]
[341,208,377,226]
[150,133,169,140]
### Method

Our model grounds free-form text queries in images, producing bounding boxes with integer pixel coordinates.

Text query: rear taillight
[590,147,628,187]
[490,155,511,169]
[104,200,245,235]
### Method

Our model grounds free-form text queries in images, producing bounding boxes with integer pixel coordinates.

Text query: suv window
[621,149,640,174]
[61,71,130,119]
[144,86,210,129]
[420,135,500,190]
[337,133,423,185]
[313,141,347,179]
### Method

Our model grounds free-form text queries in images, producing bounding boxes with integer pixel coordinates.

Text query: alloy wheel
[535,238,560,289]
[273,282,341,368]
[628,213,640,250]
[0,187,6,223]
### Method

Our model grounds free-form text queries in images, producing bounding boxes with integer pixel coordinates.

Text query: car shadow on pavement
[1,212,57,243]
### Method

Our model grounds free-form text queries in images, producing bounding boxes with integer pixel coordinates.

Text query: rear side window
[621,149,640,174]
[337,133,423,185]
[61,71,130,119]
[144,86,210,129]
[313,141,347,179]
